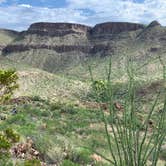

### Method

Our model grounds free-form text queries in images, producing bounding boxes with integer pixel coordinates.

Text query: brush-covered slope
[0,29,19,54]
[0,57,88,103]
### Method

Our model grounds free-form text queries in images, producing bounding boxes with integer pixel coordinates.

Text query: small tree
[0,69,19,104]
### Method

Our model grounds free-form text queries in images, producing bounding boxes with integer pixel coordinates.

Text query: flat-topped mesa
[91,22,145,36]
[27,22,92,36]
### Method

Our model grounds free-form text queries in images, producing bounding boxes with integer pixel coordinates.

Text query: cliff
[91,22,145,36]
[1,21,166,73]
[3,22,145,55]
[27,22,91,36]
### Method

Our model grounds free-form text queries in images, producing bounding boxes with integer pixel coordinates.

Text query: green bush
[5,128,20,143]
[61,160,80,166]
[50,102,62,111]
[91,80,109,102]
[70,148,93,165]
[0,69,19,104]
[24,159,41,166]
[0,128,20,163]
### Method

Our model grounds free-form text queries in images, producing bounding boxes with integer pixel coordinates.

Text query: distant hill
[0,21,165,73]
[0,21,165,102]
[0,29,19,55]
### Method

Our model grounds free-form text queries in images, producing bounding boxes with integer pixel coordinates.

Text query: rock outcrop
[3,44,92,54]
[91,22,145,36]
[137,20,166,41]
[27,22,91,36]
[2,22,145,55]
[146,20,161,28]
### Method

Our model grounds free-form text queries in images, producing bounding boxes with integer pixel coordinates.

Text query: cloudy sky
[0,0,166,31]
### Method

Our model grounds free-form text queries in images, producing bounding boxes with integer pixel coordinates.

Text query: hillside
[1,21,165,74]
[0,29,19,54]
[0,21,165,165]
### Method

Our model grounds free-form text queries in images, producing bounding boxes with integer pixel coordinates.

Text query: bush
[91,80,109,102]
[24,159,41,166]
[61,160,80,166]
[69,148,93,165]
[0,128,20,163]
[0,69,19,104]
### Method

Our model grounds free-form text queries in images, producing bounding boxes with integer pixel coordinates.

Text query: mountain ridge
[1,20,166,73]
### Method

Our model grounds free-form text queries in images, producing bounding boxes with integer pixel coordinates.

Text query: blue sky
[0,0,165,31]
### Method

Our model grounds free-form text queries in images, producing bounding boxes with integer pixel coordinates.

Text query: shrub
[24,159,41,166]
[61,160,80,166]
[0,69,19,104]
[91,80,109,102]
[0,128,20,163]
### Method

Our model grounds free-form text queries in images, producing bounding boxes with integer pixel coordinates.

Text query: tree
[0,69,19,104]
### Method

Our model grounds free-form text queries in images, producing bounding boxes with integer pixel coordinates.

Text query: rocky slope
[1,21,166,73]
[0,29,19,53]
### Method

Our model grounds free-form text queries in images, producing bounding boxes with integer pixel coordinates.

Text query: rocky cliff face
[137,21,166,42]
[1,21,166,72]
[27,22,91,37]
[2,22,145,55]
[91,22,144,36]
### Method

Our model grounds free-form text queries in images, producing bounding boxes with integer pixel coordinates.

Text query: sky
[0,0,166,31]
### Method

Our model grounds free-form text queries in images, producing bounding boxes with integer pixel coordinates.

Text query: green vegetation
[89,56,166,166]
[23,159,41,166]
[0,55,165,165]
[0,69,19,104]
[0,128,20,164]
[0,49,165,165]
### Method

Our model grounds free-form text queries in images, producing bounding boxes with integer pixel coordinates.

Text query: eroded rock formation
[27,22,92,36]
[2,22,146,55]
[1,21,166,72]
[91,22,145,36]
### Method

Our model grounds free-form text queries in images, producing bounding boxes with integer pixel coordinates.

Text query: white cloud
[0,5,87,31]
[0,0,6,3]
[0,0,166,31]
[67,0,166,25]
[19,4,32,8]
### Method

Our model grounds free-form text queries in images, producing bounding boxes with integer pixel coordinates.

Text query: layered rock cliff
[1,21,166,72]
[90,22,144,37]
[27,22,91,37]
[2,22,146,55]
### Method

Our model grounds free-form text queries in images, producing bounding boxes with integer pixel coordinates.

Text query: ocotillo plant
[89,55,166,166]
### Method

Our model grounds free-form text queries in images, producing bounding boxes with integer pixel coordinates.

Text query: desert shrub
[31,96,43,102]
[61,160,80,166]
[5,128,20,143]
[24,159,41,166]
[0,69,19,104]
[50,101,63,111]
[0,128,20,163]
[91,80,109,102]
[69,148,93,165]
[60,103,76,114]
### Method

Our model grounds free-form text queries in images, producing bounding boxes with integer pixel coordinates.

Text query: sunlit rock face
[27,22,92,36]
[91,22,145,36]
[1,21,166,73]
